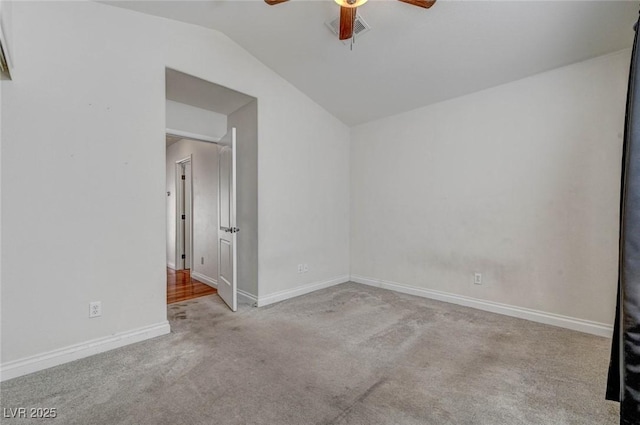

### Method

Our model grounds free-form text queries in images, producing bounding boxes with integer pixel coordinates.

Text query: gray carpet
[0,282,618,424]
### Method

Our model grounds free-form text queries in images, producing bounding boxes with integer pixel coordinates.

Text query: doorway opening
[166,133,221,305]
[165,68,258,311]
[176,156,192,271]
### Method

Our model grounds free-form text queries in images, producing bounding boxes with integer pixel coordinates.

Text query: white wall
[166,100,227,141]
[166,139,219,283]
[1,0,350,375]
[228,100,259,299]
[351,50,630,327]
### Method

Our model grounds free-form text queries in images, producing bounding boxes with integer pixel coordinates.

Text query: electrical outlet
[297,264,304,273]
[201,257,204,265]
[303,264,309,273]
[89,301,102,318]
[474,273,482,285]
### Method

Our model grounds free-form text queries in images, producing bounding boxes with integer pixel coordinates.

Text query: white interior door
[218,128,238,311]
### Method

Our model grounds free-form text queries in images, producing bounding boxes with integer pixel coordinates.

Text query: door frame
[175,155,193,271]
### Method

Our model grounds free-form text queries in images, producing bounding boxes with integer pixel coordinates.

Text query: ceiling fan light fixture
[334,0,368,8]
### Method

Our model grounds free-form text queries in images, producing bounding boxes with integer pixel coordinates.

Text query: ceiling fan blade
[339,6,357,40]
[264,0,289,5]
[398,0,436,9]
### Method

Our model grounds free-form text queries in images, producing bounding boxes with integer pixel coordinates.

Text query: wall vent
[325,14,371,45]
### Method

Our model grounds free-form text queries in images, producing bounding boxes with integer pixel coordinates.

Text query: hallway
[167,268,216,304]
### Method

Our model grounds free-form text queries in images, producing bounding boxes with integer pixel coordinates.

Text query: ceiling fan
[265,0,436,41]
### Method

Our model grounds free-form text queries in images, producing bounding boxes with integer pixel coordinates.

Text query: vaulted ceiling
[106,0,637,125]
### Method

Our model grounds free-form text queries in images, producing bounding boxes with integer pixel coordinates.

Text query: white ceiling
[108,0,637,126]
[166,68,256,115]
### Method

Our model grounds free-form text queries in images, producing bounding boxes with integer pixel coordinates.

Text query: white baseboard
[167,262,175,270]
[238,289,258,306]
[258,275,350,307]
[0,321,171,382]
[350,275,613,338]
[191,271,217,288]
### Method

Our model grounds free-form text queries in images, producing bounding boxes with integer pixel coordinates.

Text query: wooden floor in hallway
[167,268,216,304]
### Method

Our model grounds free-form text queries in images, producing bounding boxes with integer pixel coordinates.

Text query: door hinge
[181,175,186,180]
[181,214,186,220]
[181,254,186,259]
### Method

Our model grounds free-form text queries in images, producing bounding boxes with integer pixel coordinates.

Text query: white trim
[166,128,220,144]
[257,275,350,307]
[175,156,192,165]
[191,271,217,288]
[0,321,171,382]
[238,289,258,305]
[351,275,613,338]
[167,262,175,270]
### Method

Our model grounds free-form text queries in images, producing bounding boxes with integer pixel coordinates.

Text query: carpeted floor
[0,282,618,424]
